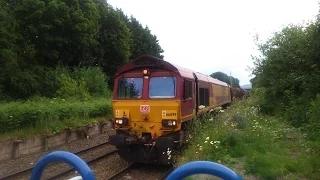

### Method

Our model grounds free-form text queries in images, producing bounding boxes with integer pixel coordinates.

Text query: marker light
[115,118,129,125]
[142,69,150,76]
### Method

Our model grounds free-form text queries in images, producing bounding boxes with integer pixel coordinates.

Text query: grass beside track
[0,97,111,140]
[176,98,320,180]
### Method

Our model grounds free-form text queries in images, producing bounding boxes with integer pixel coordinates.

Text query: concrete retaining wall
[0,120,114,161]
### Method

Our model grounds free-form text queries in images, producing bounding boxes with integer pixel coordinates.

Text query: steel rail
[47,149,118,180]
[106,163,135,180]
[157,165,175,180]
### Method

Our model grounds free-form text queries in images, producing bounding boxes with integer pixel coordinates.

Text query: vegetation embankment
[177,97,320,180]
[0,97,111,140]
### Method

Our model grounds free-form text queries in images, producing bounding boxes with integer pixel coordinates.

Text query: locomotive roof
[172,63,229,87]
[116,55,229,87]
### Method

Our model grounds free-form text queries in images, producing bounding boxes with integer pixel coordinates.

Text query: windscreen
[149,76,176,98]
[117,78,143,98]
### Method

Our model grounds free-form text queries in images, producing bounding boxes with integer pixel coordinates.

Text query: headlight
[162,120,178,127]
[115,118,128,125]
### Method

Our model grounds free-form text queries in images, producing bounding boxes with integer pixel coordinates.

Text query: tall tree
[115,8,164,60]
[94,5,132,88]
[127,16,164,59]
[0,0,43,99]
[7,0,100,67]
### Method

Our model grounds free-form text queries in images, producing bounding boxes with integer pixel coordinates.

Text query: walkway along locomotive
[108,55,233,164]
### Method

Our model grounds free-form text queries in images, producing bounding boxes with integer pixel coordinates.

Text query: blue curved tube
[30,151,95,180]
[166,161,243,180]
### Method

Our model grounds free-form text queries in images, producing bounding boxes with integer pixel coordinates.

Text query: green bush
[72,66,110,97]
[55,74,91,99]
[42,66,70,97]
[283,95,311,127]
[308,94,320,141]
[42,66,110,98]
[250,87,274,114]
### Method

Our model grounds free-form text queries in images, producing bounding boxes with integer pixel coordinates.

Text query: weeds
[177,98,320,180]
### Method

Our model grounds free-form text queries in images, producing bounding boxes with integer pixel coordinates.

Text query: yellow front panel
[112,100,181,138]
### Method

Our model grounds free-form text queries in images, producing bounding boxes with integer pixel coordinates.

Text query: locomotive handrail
[30,151,95,180]
[166,161,243,180]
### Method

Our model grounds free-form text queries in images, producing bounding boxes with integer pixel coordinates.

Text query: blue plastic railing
[30,151,243,180]
[30,151,95,180]
[166,161,243,180]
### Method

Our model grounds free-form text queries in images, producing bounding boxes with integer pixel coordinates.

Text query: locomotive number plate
[140,105,150,113]
[162,110,178,119]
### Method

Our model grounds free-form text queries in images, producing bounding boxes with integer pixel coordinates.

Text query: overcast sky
[107,0,319,85]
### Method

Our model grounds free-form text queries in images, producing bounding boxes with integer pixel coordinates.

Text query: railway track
[2,139,174,180]
[157,165,175,180]
[107,163,135,180]
[0,141,114,180]
[106,163,174,180]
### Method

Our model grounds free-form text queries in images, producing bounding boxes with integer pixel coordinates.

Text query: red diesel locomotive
[108,55,242,164]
